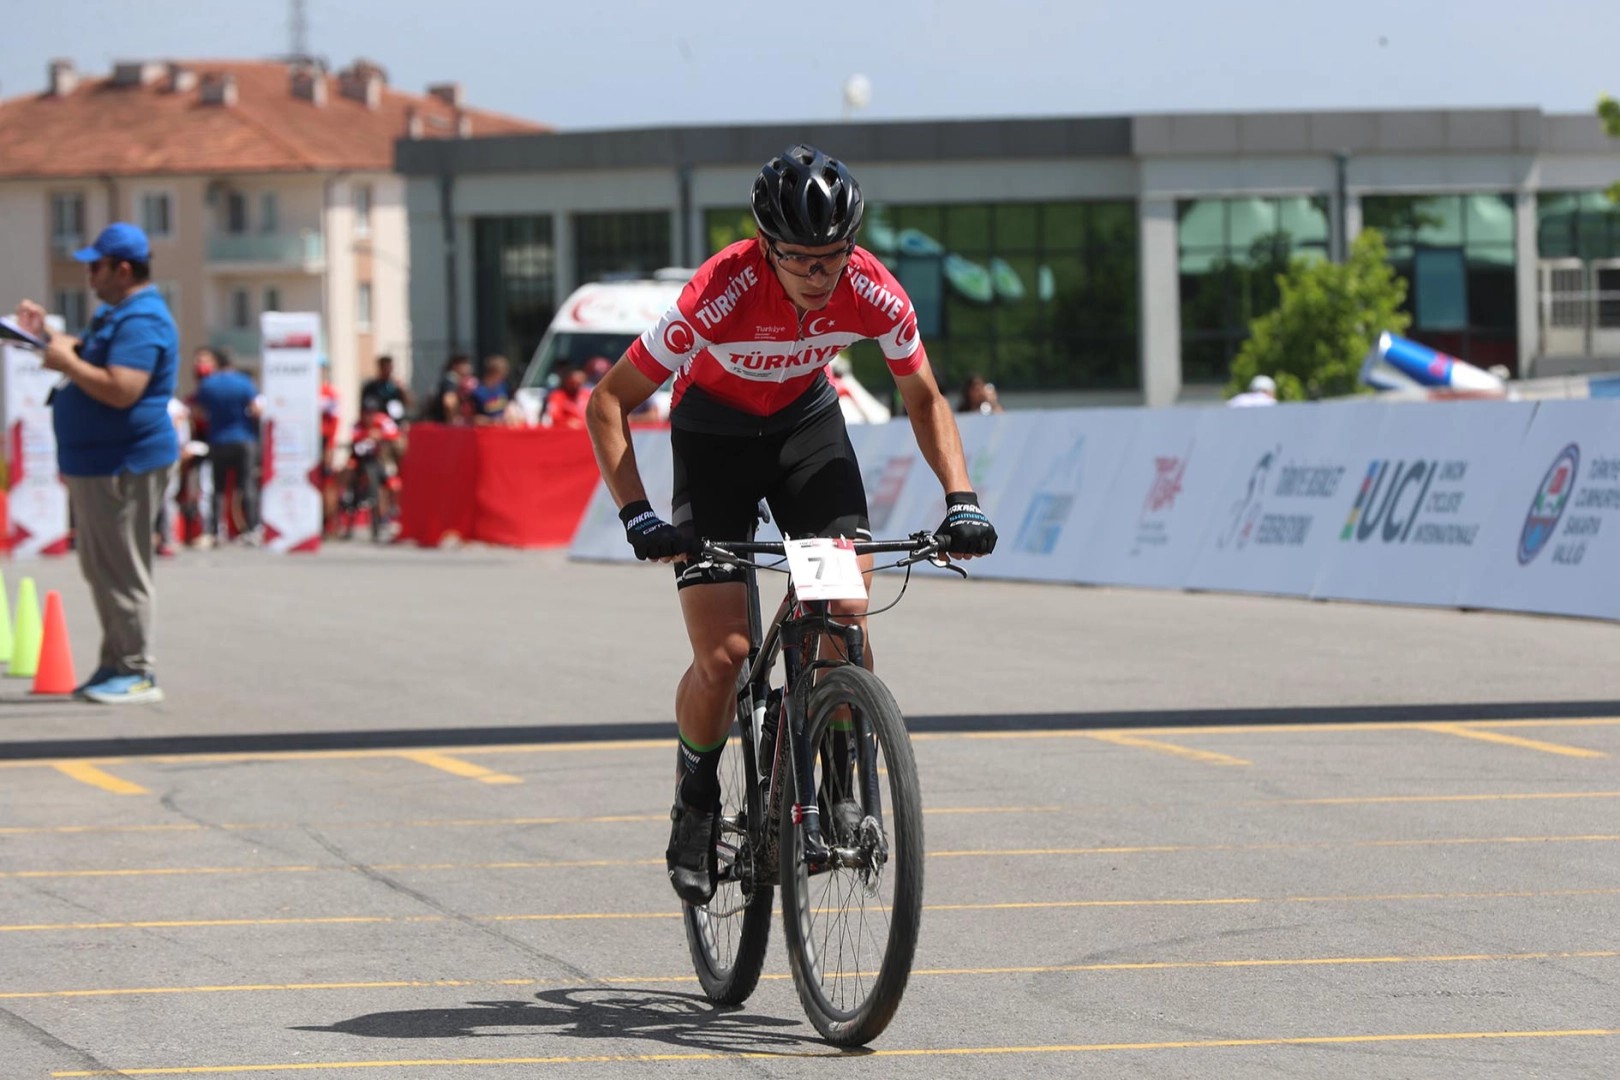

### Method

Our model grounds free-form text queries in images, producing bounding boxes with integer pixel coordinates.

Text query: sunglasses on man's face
[86,258,127,274]
[770,241,854,279]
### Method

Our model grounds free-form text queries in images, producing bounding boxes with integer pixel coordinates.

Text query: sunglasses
[770,241,854,279]
[86,258,125,274]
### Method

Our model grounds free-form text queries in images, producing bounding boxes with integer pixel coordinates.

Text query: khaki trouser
[64,466,172,677]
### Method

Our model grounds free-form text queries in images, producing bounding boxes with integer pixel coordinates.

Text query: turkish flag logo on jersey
[664,321,696,355]
[896,311,919,349]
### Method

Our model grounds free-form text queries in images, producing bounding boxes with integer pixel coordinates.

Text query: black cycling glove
[619,500,690,561]
[937,491,998,556]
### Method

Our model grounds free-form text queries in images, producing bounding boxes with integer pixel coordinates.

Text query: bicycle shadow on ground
[291,986,863,1057]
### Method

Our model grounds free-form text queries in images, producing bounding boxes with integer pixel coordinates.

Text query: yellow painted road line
[1089,732,1249,766]
[1419,723,1606,758]
[48,1029,1620,1075]
[7,886,1619,934]
[1261,790,1620,806]
[399,751,522,785]
[11,949,1618,1000]
[51,762,148,796]
[10,833,1620,881]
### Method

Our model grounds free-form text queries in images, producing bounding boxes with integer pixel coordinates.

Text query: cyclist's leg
[664,426,772,904]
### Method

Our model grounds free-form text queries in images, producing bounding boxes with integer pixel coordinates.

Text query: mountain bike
[679,528,962,1046]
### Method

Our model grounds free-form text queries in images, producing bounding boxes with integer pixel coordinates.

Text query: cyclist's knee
[692,632,749,689]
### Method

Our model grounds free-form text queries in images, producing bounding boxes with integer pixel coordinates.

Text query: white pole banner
[1311,400,1536,607]
[3,344,71,557]
[974,408,1136,584]
[1080,406,1243,588]
[257,312,323,553]
[1182,402,1369,597]
[1458,400,1620,620]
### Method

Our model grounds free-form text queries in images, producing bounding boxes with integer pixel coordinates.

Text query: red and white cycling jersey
[625,240,925,419]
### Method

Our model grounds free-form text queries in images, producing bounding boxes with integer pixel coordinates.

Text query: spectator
[470,354,517,426]
[423,353,473,424]
[193,350,262,543]
[957,373,1004,414]
[155,393,190,557]
[360,354,412,423]
[1228,374,1278,407]
[178,347,217,545]
[584,355,614,388]
[341,396,404,533]
[12,222,178,704]
[546,363,590,430]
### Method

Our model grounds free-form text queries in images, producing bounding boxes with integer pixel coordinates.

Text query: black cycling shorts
[669,403,869,589]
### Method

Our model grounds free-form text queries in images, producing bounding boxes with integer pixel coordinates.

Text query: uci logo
[663,321,695,355]
[1338,459,1436,543]
[1517,443,1579,565]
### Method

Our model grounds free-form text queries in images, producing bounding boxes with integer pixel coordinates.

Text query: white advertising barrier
[569,427,674,562]
[1182,402,1371,597]
[880,410,1038,576]
[1310,400,1536,607]
[258,312,324,553]
[973,408,1136,584]
[1078,407,1244,588]
[1458,400,1620,620]
[3,344,71,556]
[850,418,927,539]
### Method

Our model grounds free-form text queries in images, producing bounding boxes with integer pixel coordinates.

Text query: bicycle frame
[717,533,939,883]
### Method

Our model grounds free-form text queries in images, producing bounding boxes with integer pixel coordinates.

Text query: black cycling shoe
[830,797,866,844]
[666,800,720,905]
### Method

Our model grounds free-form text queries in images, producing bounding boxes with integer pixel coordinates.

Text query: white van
[515,268,891,425]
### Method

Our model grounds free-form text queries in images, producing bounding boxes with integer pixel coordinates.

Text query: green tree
[1226,228,1410,401]
[1601,94,1620,204]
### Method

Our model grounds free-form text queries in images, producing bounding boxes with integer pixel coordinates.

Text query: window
[225,191,249,235]
[51,192,85,254]
[704,200,1141,393]
[1364,193,1517,372]
[354,185,372,238]
[262,287,281,314]
[52,288,88,332]
[573,211,672,284]
[1177,196,1331,383]
[260,192,279,235]
[139,192,172,238]
[356,282,373,330]
[474,215,556,368]
[231,288,251,329]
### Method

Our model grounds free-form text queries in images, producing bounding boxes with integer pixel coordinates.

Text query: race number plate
[784,537,866,601]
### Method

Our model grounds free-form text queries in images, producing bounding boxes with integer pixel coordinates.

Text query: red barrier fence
[397,424,603,548]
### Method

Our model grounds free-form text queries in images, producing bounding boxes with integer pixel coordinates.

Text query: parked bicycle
[679,527,964,1046]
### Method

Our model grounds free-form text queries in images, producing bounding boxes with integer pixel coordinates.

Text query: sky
[3,0,1618,131]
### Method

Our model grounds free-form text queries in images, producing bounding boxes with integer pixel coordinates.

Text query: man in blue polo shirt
[12,222,179,704]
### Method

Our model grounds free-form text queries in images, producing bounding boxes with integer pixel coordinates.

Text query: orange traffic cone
[32,590,76,696]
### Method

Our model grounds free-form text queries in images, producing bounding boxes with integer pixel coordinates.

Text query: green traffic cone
[8,577,42,678]
[0,568,12,664]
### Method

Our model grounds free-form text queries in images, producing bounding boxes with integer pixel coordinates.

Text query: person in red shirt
[317,357,341,534]
[340,397,402,534]
[545,363,589,429]
[584,144,997,905]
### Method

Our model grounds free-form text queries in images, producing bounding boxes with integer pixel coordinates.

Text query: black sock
[676,734,726,808]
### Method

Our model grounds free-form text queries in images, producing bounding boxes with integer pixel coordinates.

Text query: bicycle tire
[682,710,773,1005]
[780,664,923,1045]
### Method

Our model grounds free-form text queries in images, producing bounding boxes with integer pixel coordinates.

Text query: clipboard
[0,315,48,351]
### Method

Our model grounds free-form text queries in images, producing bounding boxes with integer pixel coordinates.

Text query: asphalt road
[2,544,1618,1078]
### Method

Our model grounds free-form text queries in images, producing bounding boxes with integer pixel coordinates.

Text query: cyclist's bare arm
[585,356,661,510]
[894,364,972,494]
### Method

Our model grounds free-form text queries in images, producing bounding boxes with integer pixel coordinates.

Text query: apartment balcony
[206,231,325,274]
[209,329,262,360]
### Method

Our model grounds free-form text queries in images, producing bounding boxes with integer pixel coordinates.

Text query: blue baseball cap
[74,222,151,264]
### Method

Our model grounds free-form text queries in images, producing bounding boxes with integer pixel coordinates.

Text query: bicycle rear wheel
[682,710,773,1005]
[780,665,923,1045]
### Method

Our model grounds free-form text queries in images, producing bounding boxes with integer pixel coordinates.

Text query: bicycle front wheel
[682,711,773,1005]
[780,665,923,1045]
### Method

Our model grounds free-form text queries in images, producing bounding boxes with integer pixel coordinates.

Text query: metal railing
[206,231,324,266]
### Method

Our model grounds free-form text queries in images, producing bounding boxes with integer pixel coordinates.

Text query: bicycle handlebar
[698,531,954,570]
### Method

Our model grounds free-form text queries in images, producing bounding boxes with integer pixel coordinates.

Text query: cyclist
[585,144,997,905]
[342,395,402,531]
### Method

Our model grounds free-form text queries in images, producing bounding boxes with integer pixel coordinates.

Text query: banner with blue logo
[1458,400,1620,620]
[1310,400,1536,607]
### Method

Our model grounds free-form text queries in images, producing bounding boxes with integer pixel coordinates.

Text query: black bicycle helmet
[750,144,864,247]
